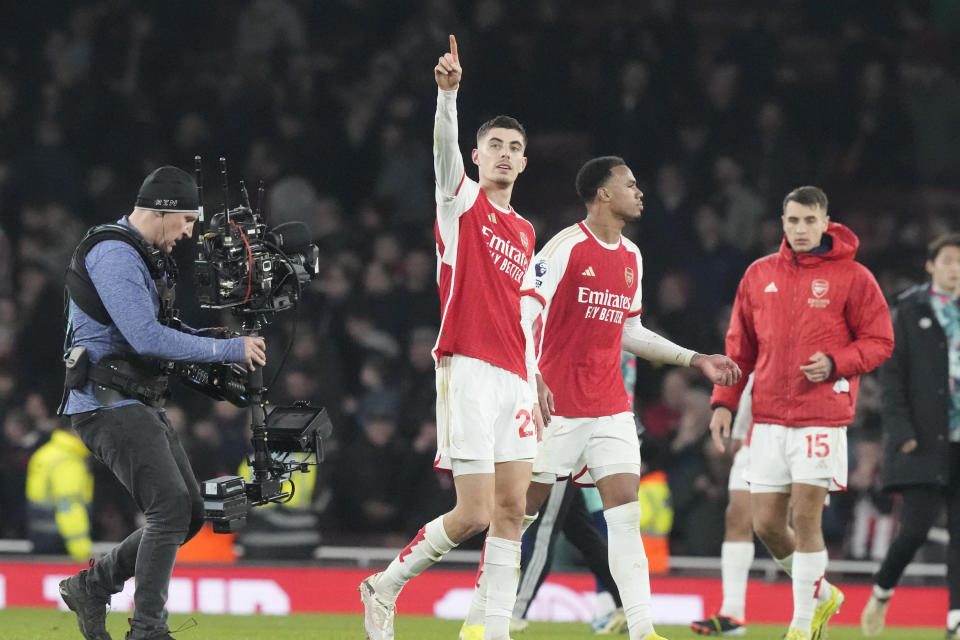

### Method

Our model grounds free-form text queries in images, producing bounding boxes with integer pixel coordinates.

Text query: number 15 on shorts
[806,433,830,458]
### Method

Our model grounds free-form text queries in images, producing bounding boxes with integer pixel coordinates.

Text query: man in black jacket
[861,232,960,638]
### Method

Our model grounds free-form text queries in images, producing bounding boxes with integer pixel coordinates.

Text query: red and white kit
[432,89,537,474]
[521,222,644,483]
[712,222,894,492]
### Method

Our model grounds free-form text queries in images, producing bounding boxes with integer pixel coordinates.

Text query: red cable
[230,220,254,303]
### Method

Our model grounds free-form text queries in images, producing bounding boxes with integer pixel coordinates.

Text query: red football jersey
[434,181,534,379]
[431,89,535,379]
[522,222,642,417]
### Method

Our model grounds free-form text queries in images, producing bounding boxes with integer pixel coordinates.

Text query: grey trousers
[72,404,204,639]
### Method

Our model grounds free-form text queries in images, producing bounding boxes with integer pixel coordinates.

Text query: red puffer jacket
[711,222,894,427]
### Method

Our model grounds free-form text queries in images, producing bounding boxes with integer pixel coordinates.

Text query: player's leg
[861,485,940,636]
[480,365,542,640]
[692,442,753,637]
[512,480,568,621]
[371,471,493,595]
[462,479,551,638]
[560,485,624,616]
[788,426,848,640]
[788,482,832,637]
[481,459,533,640]
[585,412,654,640]
[596,470,656,640]
[720,489,754,618]
[463,410,582,640]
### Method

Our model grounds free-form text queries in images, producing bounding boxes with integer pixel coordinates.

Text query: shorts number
[516,409,534,438]
[806,433,830,458]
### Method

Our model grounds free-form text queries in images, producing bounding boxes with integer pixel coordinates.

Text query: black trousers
[875,444,960,609]
[514,481,621,618]
[73,404,204,639]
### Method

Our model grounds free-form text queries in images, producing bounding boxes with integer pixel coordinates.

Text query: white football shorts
[531,412,641,486]
[728,442,750,492]
[434,354,537,476]
[746,423,848,493]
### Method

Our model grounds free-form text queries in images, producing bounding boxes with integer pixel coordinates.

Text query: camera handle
[241,319,271,485]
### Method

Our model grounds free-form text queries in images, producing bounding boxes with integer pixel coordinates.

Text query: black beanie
[135,166,199,212]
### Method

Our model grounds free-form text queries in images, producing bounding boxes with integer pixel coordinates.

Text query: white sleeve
[731,373,754,440]
[521,296,544,397]
[522,241,569,309]
[621,314,697,366]
[629,248,643,315]
[434,89,467,217]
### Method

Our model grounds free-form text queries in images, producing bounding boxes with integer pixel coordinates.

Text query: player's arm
[520,245,565,431]
[826,266,895,379]
[434,34,466,212]
[709,275,760,450]
[620,316,741,386]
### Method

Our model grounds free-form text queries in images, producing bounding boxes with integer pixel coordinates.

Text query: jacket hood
[779,221,859,263]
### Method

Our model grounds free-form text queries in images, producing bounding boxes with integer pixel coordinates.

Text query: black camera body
[188,157,329,534]
[194,205,319,314]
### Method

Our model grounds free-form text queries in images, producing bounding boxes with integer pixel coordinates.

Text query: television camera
[185,156,331,533]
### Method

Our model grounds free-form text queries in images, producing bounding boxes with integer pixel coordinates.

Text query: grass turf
[0,609,944,639]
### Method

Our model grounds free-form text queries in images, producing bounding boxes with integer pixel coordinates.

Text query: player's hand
[800,351,833,383]
[709,406,733,453]
[242,336,267,371]
[901,438,918,454]
[692,354,742,386]
[532,403,545,442]
[535,374,554,425]
[435,34,462,90]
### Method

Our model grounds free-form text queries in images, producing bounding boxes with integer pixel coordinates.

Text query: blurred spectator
[641,369,689,446]
[0,408,43,539]
[331,410,406,535]
[711,154,766,255]
[681,203,748,314]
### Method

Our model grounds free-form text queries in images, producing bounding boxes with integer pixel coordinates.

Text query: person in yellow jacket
[26,426,93,560]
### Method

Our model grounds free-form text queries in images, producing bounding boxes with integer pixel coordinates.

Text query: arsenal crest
[519,232,529,250]
[811,279,829,298]
[625,267,635,287]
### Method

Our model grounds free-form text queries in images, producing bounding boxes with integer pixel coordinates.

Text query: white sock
[775,552,794,577]
[482,537,522,640]
[873,584,894,601]
[790,550,827,632]
[464,513,537,627]
[719,541,754,621]
[377,516,456,604]
[948,609,960,630]
[604,502,655,640]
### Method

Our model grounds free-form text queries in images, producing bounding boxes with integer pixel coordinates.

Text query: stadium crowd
[1,0,959,561]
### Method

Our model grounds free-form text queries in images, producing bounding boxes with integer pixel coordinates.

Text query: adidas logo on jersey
[582,266,596,277]
[764,282,778,292]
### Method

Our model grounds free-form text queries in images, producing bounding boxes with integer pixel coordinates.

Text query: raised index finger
[449,34,458,60]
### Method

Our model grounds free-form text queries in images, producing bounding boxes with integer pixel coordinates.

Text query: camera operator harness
[59,224,178,411]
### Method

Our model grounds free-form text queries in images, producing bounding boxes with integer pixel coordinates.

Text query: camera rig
[187,156,329,533]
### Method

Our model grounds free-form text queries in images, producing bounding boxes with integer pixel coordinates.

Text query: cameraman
[57,166,266,640]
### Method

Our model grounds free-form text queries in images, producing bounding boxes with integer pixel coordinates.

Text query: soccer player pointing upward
[361,35,543,640]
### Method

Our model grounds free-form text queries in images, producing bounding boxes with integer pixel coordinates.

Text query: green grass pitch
[0,609,943,639]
